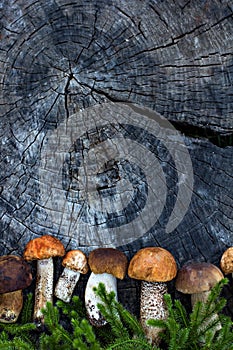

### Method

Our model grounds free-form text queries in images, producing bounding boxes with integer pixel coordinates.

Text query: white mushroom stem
[54,268,80,303]
[191,291,221,335]
[0,290,23,323]
[85,272,117,327]
[191,290,210,306]
[34,257,53,326]
[140,281,168,345]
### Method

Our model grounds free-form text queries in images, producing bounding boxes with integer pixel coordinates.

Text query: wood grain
[0,0,233,317]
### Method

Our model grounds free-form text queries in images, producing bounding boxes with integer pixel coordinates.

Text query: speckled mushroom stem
[55,268,80,303]
[140,281,168,345]
[34,257,53,326]
[85,272,117,327]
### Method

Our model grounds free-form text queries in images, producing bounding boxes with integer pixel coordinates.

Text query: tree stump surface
[0,0,233,316]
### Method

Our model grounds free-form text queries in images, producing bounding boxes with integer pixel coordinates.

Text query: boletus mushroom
[175,261,224,339]
[128,247,177,345]
[24,235,65,326]
[85,248,128,327]
[54,249,89,302]
[0,255,32,323]
[175,261,224,306]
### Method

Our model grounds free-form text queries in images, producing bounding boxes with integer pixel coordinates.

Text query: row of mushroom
[1,234,233,345]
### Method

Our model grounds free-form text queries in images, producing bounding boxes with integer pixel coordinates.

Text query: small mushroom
[23,235,65,326]
[0,255,32,323]
[128,247,177,345]
[85,248,128,327]
[220,247,233,277]
[175,262,224,340]
[54,250,89,302]
[175,262,224,306]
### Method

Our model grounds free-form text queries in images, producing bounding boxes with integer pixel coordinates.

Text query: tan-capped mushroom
[0,255,32,323]
[24,235,65,327]
[85,248,128,327]
[54,250,89,302]
[128,247,177,345]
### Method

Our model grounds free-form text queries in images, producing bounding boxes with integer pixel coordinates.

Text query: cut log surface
[0,0,233,316]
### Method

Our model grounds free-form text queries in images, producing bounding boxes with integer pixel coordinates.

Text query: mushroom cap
[62,250,89,274]
[24,235,65,261]
[0,255,32,293]
[220,247,233,275]
[88,248,128,279]
[175,262,224,294]
[128,247,177,282]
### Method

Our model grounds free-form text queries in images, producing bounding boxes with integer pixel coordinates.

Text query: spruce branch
[0,323,36,336]
[0,293,36,349]
[41,302,73,347]
[0,337,33,350]
[19,293,34,324]
[94,283,159,350]
[0,278,232,350]
[94,283,129,340]
[173,299,189,328]
[40,297,102,350]
[56,295,86,320]
[94,282,146,341]
[148,278,232,350]
[105,338,156,349]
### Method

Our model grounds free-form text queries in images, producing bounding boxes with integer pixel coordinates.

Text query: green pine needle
[148,278,233,350]
[0,277,232,350]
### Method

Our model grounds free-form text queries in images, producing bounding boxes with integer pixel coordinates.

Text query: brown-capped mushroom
[175,262,224,339]
[54,250,89,302]
[85,248,128,327]
[24,235,65,326]
[0,255,32,323]
[220,247,233,277]
[175,262,224,306]
[128,247,177,345]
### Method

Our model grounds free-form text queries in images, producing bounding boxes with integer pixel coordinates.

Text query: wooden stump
[0,0,233,316]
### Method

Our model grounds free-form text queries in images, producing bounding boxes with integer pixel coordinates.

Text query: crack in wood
[0,0,233,317]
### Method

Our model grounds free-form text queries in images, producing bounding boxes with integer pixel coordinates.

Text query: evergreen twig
[148,278,233,350]
[0,278,232,350]
[0,293,36,349]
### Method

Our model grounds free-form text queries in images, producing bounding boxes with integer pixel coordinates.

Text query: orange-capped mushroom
[24,235,65,327]
[55,250,89,302]
[220,247,233,276]
[128,247,177,345]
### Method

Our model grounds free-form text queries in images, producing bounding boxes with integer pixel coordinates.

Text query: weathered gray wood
[1,0,233,133]
[0,0,233,317]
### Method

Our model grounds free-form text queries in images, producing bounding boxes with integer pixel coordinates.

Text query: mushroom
[0,255,32,323]
[54,249,89,302]
[220,247,233,277]
[128,247,177,345]
[85,248,128,327]
[23,235,65,326]
[175,262,224,306]
[175,262,224,339]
